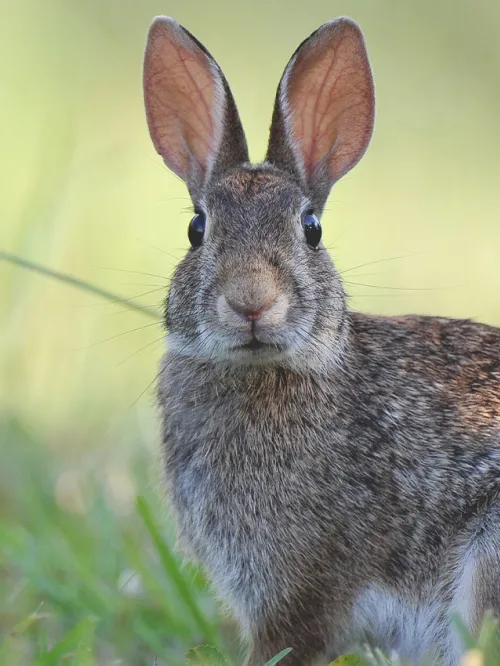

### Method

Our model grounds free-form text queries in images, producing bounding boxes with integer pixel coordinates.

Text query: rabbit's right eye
[302,212,322,249]
[188,211,206,248]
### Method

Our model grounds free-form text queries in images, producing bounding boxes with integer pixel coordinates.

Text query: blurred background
[1,0,499,663]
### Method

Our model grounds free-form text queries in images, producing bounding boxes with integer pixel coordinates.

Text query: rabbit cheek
[256,294,290,330]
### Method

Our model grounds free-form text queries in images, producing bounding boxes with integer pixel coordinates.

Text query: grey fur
[144,17,500,666]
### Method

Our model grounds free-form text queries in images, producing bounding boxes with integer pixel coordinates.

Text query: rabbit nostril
[226,298,273,322]
[245,309,265,322]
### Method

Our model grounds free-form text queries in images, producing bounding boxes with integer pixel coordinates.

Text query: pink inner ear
[144,20,223,183]
[285,22,374,183]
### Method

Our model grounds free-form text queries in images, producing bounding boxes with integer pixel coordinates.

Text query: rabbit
[143,15,500,666]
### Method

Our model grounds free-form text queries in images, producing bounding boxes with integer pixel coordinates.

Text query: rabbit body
[143,15,500,666]
[160,307,500,665]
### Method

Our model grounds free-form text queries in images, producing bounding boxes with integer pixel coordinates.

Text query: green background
[1,0,499,663]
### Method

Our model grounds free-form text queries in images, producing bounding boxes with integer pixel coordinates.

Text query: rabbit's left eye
[302,213,322,248]
[188,211,206,248]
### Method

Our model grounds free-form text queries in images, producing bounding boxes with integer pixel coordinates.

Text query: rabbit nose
[226,297,274,321]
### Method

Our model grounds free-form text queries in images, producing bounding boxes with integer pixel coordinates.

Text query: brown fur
[143,16,500,666]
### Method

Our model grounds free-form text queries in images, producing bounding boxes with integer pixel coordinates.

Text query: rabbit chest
[159,360,353,620]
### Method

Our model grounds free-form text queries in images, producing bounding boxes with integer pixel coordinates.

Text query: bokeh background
[1,0,499,663]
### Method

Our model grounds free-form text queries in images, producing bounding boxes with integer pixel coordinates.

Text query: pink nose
[226,297,273,321]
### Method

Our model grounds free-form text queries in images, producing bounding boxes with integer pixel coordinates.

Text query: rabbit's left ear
[266,18,374,211]
[143,17,249,198]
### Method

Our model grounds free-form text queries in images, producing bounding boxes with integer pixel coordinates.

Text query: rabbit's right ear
[266,19,375,211]
[143,17,249,198]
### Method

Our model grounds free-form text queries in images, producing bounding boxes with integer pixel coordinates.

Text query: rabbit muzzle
[216,268,290,350]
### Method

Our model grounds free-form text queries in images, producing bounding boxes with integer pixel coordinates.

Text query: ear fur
[266,18,375,211]
[143,17,249,198]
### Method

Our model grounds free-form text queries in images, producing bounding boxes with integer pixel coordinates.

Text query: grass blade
[0,611,52,664]
[34,616,98,665]
[264,648,293,666]
[136,496,219,646]
[0,250,160,320]
[186,644,229,665]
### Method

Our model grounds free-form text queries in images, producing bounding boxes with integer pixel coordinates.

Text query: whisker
[80,287,165,309]
[339,271,395,279]
[131,326,221,408]
[338,252,425,276]
[76,321,162,350]
[128,362,168,409]
[105,304,163,318]
[134,236,186,261]
[117,335,165,367]
[121,282,168,288]
[292,326,344,365]
[323,227,349,248]
[343,280,452,292]
[347,293,424,298]
[96,266,173,281]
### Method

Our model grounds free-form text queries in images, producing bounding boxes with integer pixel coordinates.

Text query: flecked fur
[144,16,500,666]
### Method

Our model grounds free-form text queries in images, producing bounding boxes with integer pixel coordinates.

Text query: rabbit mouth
[240,338,267,351]
[238,338,284,353]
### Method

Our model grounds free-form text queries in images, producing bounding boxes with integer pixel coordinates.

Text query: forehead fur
[205,166,305,217]
[221,168,287,194]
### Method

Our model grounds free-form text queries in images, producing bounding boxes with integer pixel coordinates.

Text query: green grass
[0,412,298,666]
[0,417,226,665]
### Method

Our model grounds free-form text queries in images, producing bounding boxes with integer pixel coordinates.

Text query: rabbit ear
[266,18,374,210]
[144,17,249,197]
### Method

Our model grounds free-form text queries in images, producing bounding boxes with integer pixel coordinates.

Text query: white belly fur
[351,583,470,665]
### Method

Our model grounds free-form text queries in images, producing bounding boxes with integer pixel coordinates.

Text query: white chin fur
[166,325,340,373]
[167,329,294,365]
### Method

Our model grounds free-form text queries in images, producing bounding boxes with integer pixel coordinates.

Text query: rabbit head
[144,17,374,370]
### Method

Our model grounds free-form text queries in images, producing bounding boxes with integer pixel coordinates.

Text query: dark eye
[188,211,206,248]
[302,213,322,248]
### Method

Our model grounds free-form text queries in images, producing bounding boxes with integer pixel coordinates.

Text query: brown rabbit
[143,16,500,666]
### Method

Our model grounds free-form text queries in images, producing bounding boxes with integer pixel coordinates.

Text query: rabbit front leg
[243,625,327,666]
[242,598,350,666]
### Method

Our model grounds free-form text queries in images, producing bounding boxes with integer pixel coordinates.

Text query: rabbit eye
[302,213,322,248]
[188,211,206,248]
